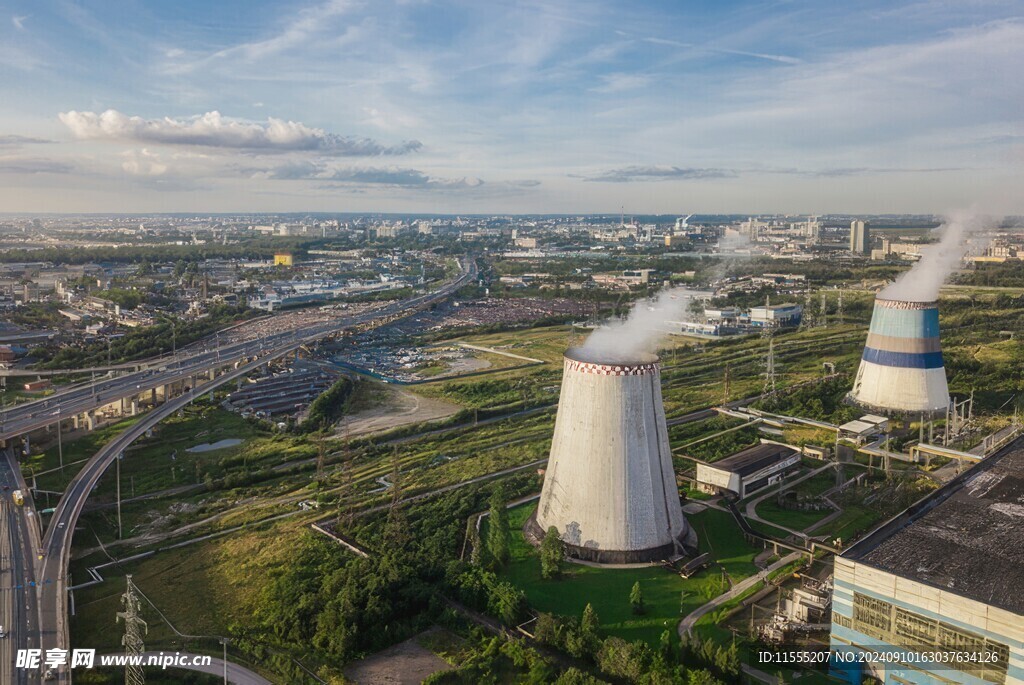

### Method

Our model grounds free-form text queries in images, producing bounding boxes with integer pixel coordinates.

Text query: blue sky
[0,0,1022,214]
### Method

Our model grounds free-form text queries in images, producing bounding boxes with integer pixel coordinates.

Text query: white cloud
[591,73,652,93]
[0,157,73,174]
[642,36,802,65]
[121,149,168,177]
[210,0,354,63]
[578,165,736,182]
[250,160,484,189]
[59,109,422,155]
[11,15,28,31]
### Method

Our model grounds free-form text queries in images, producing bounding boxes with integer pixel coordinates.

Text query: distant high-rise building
[850,220,870,254]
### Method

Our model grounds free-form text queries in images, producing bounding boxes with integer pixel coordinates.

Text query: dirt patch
[335,384,459,438]
[343,630,453,684]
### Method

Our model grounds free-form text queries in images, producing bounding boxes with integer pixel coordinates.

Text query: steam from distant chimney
[879,209,993,302]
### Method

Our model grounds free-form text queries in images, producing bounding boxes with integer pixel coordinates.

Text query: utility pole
[116,575,147,685]
[221,638,229,685]
[57,408,63,474]
[116,452,123,539]
[315,433,326,487]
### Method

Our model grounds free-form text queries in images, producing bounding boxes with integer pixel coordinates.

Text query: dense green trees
[540,526,564,579]
[486,488,511,569]
[34,305,254,369]
[302,377,355,432]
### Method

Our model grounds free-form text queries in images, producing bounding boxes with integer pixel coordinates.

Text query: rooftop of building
[844,436,1024,615]
[703,442,799,477]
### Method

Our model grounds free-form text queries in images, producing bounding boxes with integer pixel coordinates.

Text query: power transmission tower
[722,363,731,404]
[315,433,326,486]
[763,337,777,395]
[336,428,355,529]
[116,575,148,685]
[820,291,828,328]
[837,290,844,325]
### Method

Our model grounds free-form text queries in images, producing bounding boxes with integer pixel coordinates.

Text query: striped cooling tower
[527,348,693,564]
[849,297,949,414]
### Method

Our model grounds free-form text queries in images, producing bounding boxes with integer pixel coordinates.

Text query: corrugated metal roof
[706,442,799,477]
[846,437,1024,615]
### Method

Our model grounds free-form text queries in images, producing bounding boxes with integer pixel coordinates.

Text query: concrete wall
[831,556,1024,684]
[850,298,949,414]
[536,353,690,559]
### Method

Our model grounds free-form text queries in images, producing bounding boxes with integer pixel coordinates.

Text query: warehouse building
[749,303,803,328]
[830,439,1024,684]
[694,442,801,498]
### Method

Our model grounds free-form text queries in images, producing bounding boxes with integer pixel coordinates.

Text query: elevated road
[0,261,476,446]
[0,449,42,685]
[23,258,476,683]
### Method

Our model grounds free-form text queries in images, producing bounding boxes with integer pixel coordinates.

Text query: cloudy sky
[1,0,1022,214]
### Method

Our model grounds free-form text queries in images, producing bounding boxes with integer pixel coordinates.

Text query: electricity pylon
[116,575,148,685]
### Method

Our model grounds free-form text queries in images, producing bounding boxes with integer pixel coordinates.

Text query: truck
[11,490,23,506]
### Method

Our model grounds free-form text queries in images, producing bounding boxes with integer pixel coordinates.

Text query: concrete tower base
[523,510,696,564]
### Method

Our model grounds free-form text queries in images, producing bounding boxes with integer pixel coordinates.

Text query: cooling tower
[849,297,949,415]
[527,349,693,564]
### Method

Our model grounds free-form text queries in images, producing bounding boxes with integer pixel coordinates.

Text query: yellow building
[274,253,294,266]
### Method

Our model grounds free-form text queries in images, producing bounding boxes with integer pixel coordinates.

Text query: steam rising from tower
[529,348,693,563]
[850,210,992,415]
[849,298,949,415]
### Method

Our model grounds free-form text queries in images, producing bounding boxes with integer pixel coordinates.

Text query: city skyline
[1,0,1022,214]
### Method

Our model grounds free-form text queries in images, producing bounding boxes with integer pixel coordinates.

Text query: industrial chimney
[527,349,694,563]
[849,297,949,415]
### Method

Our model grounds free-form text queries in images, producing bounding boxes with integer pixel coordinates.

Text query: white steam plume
[580,288,695,362]
[879,209,993,302]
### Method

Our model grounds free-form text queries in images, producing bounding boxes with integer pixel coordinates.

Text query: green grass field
[753,499,831,531]
[493,503,764,647]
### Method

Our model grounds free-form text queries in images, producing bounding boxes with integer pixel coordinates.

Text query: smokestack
[849,297,949,415]
[528,349,693,563]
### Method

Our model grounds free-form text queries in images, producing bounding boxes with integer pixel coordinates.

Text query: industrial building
[528,348,694,563]
[749,303,802,328]
[830,438,1024,684]
[694,442,801,498]
[849,297,950,415]
[838,415,891,444]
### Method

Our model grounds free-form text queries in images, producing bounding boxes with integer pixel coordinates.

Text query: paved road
[677,551,803,636]
[126,652,273,685]
[22,259,476,683]
[0,449,42,685]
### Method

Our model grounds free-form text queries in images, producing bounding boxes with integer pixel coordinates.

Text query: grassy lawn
[808,504,882,543]
[70,517,304,673]
[23,416,143,482]
[30,404,267,496]
[754,499,831,531]
[494,503,764,647]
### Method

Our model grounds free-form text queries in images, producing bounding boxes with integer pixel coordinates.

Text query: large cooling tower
[527,349,693,564]
[849,297,949,415]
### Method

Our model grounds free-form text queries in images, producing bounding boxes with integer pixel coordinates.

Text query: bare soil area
[343,630,453,684]
[335,383,459,437]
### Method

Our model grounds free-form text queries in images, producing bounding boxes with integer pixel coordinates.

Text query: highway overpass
[6,257,475,683]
